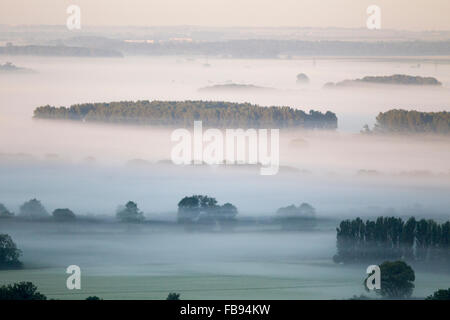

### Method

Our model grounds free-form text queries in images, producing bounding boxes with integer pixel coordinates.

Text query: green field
[0,221,447,300]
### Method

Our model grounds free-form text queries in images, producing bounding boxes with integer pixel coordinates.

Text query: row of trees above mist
[362,110,450,135]
[1,197,317,232]
[0,200,75,222]
[33,100,338,129]
[333,216,450,265]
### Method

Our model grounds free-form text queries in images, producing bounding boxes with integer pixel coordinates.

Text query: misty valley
[1,48,450,300]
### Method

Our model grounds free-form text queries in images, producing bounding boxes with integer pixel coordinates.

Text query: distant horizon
[1,0,449,31]
[1,24,450,33]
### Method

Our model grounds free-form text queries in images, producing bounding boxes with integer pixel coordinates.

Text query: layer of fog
[0,56,449,219]
[1,56,450,132]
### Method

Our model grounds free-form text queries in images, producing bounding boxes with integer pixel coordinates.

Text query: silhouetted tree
[0,234,22,269]
[296,73,309,84]
[52,208,76,222]
[0,203,14,218]
[425,288,450,300]
[374,261,415,299]
[19,198,49,219]
[276,202,316,230]
[0,282,46,300]
[116,201,144,223]
[166,292,180,300]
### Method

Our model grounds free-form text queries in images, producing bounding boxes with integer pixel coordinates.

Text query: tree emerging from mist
[19,199,49,220]
[0,203,14,218]
[276,202,316,230]
[52,208,76,222]
[33,100,338,129]
[116,201,145,223]
[177,195,238,231]
[0,234,22,269]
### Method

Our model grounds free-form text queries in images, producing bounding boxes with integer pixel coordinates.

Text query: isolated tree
[219,203,238,219]
[425,288,450,300]
[116,201,144,223]
[86,296,102,300]
[0,282,46,300]
[0,234,22,269]
[360,124,372,134]
[19,198,49,219]
[296,73,310,84]
[376,261,415,299]
[277,202,316,231]
[166,292,180,300]
[0,203,14,218]
[52,208,76,222]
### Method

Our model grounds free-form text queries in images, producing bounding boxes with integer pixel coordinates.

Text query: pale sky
[0,0,449,31]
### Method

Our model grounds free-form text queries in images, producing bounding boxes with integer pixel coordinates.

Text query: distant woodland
[325,74,442,87]
[77,39,450,58]
[0,45,123,57]
[33,100,338,129]
[367,110,450,135]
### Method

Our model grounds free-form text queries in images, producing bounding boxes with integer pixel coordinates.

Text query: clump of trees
[0,282,46,300]
[276,203,316,230]
[426,288,450,300]
[116,201,145,223]
[177,195,238,231]
[0,203,14,218]
[327,74,441,87]
[333,217,450,264]
[52,208,76,222]
[358,75,441,86]
[0,234,22,269]
[33,100,338,130]
[166,292,181,300]
[19,198,49,219]
[363,109,450,135]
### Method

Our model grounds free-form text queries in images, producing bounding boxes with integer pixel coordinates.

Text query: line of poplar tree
[333,217,450,264]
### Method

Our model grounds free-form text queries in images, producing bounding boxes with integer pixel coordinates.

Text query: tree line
[0,45,122,57]
[33,100,338,129]
[362,109,450,135]
[0,281,180,300]
[111,39,450,58]
[333,216,450,264]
